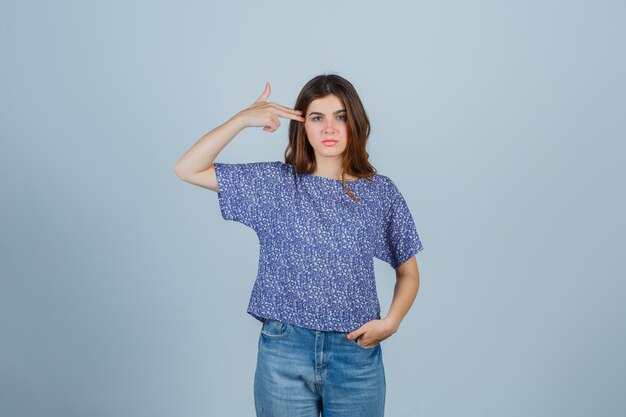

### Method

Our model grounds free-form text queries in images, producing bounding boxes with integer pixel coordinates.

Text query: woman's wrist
[383,315,401,334]
[226,112,248,131]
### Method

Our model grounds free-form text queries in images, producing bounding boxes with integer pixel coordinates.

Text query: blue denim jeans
[254,319,386,417]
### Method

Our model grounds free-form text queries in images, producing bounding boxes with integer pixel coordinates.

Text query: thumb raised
[254,81,271,103]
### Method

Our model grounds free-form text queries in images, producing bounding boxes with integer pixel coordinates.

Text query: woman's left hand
[346,317,398,348]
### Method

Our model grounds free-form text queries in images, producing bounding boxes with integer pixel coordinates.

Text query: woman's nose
[324,119,337,132]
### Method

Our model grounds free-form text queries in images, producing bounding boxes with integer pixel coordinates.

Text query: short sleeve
[374,182,424,269]
[212,161,282,231]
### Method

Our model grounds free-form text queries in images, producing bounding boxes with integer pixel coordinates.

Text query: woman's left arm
[385,256,420,333]
[347,257,420,346]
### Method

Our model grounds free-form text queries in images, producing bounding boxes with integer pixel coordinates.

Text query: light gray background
[1,1,624,416]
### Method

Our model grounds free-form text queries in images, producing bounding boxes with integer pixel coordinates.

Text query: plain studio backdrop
[1,1,624,416]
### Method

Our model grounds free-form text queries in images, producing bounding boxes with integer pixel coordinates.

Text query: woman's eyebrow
[308,109,347,116]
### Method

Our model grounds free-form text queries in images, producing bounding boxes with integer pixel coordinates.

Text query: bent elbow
[173,164,188,181]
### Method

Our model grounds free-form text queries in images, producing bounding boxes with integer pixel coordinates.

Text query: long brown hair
[285,74,377,202]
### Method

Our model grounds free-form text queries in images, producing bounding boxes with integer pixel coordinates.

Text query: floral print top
[213,161,423,332]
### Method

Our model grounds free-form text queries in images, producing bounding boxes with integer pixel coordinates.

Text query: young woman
[174,74,423,417]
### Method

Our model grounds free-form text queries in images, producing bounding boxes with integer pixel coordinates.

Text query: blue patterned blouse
[212,161,423,332]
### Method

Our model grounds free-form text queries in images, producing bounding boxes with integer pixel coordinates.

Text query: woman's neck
[313,157,356,180]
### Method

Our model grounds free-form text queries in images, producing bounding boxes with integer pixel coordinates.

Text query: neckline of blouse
[302,172,378,184]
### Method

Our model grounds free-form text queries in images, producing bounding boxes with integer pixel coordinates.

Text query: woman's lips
[322,140,338,146]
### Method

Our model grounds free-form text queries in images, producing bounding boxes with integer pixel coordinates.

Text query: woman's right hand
[234,82,305,132]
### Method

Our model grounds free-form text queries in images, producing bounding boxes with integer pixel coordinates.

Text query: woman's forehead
[307,94,345,112]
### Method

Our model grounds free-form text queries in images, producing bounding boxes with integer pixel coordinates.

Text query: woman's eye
[312,116,322,121]
[337,115,347,121]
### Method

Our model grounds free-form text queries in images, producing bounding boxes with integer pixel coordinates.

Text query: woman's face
[304,94,349,158]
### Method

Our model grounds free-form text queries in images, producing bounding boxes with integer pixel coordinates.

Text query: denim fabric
[254,319,386,417]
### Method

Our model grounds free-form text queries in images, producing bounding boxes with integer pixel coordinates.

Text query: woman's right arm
[172,82,304,192]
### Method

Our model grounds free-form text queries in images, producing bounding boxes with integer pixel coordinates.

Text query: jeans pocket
[260,319,291,339]
[352,336,379,350]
